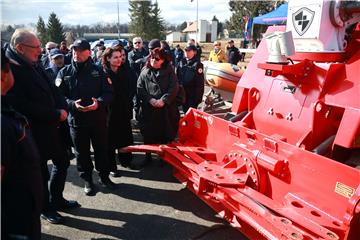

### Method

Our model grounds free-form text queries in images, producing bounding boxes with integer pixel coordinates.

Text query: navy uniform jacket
[56,58,113,127]
[176,57,205,107]
[1,97,43,240]
[45,65,63,83]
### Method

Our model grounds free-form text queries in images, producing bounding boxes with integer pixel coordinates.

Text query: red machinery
[125,1,360,239]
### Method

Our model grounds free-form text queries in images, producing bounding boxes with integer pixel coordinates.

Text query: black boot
[144,153,152,166]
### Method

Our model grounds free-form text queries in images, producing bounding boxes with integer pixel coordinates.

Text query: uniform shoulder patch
[55,78,62,87]
[197,68,203,74]
[91,70,100,77]
[107,77,112,85]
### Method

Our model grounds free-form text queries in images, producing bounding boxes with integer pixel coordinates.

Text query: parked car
[90,39,128,50]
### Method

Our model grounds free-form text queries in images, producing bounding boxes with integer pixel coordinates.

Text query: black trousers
[70,125,110,182]
[41,146,69,211]
[35,128,69,212]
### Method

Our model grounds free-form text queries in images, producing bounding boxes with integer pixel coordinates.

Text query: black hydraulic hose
[312,135,336,156]
[229,110,248,123]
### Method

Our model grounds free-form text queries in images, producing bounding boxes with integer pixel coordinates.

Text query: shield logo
[292,7,315,36]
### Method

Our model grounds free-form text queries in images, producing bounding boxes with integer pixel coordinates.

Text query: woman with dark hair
[102,46,136,175]
[137,48,180,165]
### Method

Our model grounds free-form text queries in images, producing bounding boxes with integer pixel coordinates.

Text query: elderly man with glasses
[128,37,149,122]
[40,41,57,68]
[5,29,80,225]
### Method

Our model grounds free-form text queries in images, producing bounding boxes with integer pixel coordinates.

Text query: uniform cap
[49,48,64,58]
[184,45,197,51]
[73,39,90,51]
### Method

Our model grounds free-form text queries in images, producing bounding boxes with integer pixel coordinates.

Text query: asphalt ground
[41,126,248,240]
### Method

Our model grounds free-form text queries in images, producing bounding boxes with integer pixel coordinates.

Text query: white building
[166,19,218,43]
[166,31,183,42]
[182,20,218,43]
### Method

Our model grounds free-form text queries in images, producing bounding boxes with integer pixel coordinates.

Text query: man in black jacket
[6,29,79,224]
[57,39,115,196]
[176,45,205,113]
[226,40,241,65]
[128,37,149,121]
[1,48,43,240]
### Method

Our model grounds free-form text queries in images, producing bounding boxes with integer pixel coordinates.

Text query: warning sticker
[334,182,355,199]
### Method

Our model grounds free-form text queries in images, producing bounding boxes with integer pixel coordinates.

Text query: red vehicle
[125,1,360,239]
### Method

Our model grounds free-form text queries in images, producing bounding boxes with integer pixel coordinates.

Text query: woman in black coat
[137,47,180,165]
[102,46,135,175]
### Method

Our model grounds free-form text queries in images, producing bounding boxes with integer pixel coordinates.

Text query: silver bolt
[286,113,293,121]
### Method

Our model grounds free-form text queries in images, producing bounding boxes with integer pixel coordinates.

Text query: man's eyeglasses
[21,43,41,49]
[134,42,142,44]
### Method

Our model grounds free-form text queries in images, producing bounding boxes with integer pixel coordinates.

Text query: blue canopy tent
[253,3,288,25]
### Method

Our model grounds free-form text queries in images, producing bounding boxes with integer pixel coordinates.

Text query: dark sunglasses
[134,42,141,44]
[151,56,161,61]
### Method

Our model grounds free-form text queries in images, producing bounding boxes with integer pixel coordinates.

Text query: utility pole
[196,0,199,43]
[117,0,121,39]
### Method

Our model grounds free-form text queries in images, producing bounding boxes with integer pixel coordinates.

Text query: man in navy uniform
[176,45,205,113]
[56,39,115,196]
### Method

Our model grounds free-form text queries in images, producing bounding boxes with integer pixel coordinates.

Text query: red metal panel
[123,24,360,239]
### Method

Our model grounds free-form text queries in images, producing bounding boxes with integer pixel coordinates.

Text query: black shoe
[120,161,131,168]
[66,149,75,160]
[158,159,165,167]
[54,199,81,210]
[110,170,121,178]
[41,211,64,224]
[84,181,95,196]
[98,177,116,189]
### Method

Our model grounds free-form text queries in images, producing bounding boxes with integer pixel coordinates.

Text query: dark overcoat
[137,62,180,144]
[105,64,135,149]
[6,47,67,160]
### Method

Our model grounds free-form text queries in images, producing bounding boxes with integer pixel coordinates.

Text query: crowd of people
[0,29,208,239]
[1,28,246,239]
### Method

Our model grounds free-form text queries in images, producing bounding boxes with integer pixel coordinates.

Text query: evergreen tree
[36,16,48,44]
[128,0,165,40]
[226,0,285,38]
[150,1,165,39]
[47,12,65,44]
[176,21,188,31]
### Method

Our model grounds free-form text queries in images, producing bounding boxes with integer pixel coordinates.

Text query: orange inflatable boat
[203,61,244,94]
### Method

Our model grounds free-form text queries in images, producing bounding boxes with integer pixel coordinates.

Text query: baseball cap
[49,48,64,58]
[73,39,91,51]
[184,45,197,51]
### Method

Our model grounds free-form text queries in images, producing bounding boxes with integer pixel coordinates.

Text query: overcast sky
[1,0,233,26]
